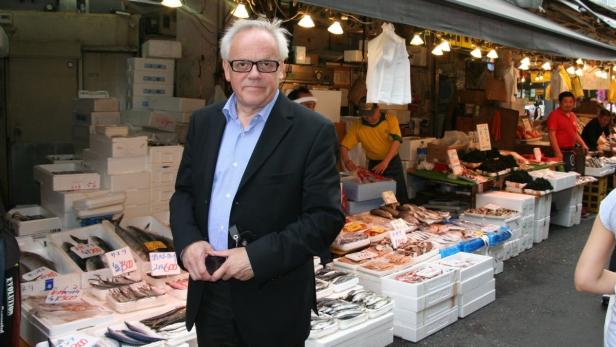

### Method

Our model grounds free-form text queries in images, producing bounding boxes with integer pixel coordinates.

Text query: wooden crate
[583,176,609,213]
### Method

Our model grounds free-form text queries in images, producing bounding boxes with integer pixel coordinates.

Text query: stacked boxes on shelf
[127,48,177,111]
[532,193,553,243]
[85,129,150,218]
[148,145,183,214]
[73,98,120,148]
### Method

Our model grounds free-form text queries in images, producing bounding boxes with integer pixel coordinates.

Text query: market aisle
[390,217,604,347]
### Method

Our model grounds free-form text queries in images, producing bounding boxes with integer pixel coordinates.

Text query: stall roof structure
[299,0,616,60]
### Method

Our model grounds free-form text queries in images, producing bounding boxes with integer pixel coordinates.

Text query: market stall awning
[298,0,616,60]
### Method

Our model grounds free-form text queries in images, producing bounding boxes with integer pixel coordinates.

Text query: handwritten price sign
[149,252,180,276]
[22,266,59,282]
[71,243,105,259]
[54,333,98,347]
[105,247,137,277]
[45,287,82,304]
[389,219,409,249]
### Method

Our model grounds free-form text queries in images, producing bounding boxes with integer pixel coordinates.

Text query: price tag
[522,118,532,132]
[476,123,492,151]
[71,243,105,259]
[345,249,379,262]
[22,266,59,282]
[381,191,398,205]
[54,333,99,347]
[45,287,82,304]
[105,247,137,277]
[149,252,181,276]
[389,219,409,249]
[533,147,542,161]
[447,149,460,166]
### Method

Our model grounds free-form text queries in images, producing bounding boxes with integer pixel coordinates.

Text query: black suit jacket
[170,94,344,346]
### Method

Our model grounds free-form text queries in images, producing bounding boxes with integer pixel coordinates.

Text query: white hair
[220,18,290,61]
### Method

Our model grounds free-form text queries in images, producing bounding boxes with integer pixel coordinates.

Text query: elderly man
[547,91,589,172]
[170,19,344,346]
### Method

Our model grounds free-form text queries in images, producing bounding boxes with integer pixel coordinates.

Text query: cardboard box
[128,69,174,85]
[149,145,184,165]
[148,97,205,112]
[89,133,148,158]
[150,167,179,186]
[128,57,175,72]
[151,109,192,123]
[128,82,174,97]
[121,110,176,132]
[142,40,182,59]
[344,50,364,62]
[399,137,436,163]
[427,143,465,164]
[74,111,121,126]
[311,89,342,123]
[127,96,151,111]
[34,163,100,192]
[74,98,120,114]
[95,125,128,137]
[82,149,148,175]
[124,188,150,206]
[101,172,151,191]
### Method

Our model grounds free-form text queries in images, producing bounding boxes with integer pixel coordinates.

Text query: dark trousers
[195,281,305,347]
[369,155,409,204]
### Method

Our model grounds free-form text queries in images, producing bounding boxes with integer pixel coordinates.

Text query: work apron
[561,147,585,174]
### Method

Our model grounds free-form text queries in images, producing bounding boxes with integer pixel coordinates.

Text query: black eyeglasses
[228,60,280,73]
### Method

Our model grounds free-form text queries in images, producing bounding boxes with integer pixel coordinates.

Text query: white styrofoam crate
[306,312,393,347]
[119,215,173,263]
[89,134,148,158]
[124,188,151,206]
[40,189,108,216]
[384,283,455,312]
[34,163,100,192]
[142,39,182,59]
[150,201,169,214]
[123,204,151,219]
[575,203,582,225]
[521,214,535,236]
[529,169,578,192]
[74,98,119,114]
[74,111,120,126]
[128,82,173,97]
[523,234,534,250]
[551,204,577,227]
[128,57,175,72]
[7,205,61,236]
[101,172,151,191]
[475,191,535,216]
[150,167,179,186]
[534,217,550,243]
[574,185,584,206]
[398,137,436,164]
[128,68,174,85]
[494,261,504,275]
[150,186,174,204]
[393,297,456,327]
[543,217,551,240]
[456,268,494,295]
[457,278,495,306]
[585,166,615,177]
[148,97,205,112]
[382,263,456,298]
[533,193,552,221]
[121,110,176,132]
[127,96,151,111]
[149,145,184,165]
[460,213,521,232]
[347,198,382,215]
[435,252,494,282]
[45,154,80,164]
[82,149,148,175]
[459,289,495,318]
[342,180,397,202]
[393,307,458,343]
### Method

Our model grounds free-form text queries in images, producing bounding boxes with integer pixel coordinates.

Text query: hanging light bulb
[470,47,482,59]
[328,21,343,35]
[575,67,584,77]
[521,57,531,66]
[518,63,529,70]
[487,49,498,59]
[541,61,551,71]
[431,45,444,56]
[576,58,584,65]
[232,3,250,18]
[521,76,526,83]
[439,40,450,52]
[410,34,424,46]
[566,66,576,75]
[161,0,182,7]
[297,14,315,28]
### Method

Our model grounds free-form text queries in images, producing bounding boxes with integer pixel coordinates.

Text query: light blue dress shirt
[207,90,279,251]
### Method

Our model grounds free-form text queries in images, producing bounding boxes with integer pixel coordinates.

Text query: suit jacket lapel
[237,95,293,193]
[203,106,227,198]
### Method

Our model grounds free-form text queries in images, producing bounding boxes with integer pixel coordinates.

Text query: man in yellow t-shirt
[340,99,408,203]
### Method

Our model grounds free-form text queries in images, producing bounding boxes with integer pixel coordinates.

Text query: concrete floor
[391,216,605,347]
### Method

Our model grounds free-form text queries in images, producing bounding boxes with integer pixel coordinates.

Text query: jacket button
[234,201,239,206]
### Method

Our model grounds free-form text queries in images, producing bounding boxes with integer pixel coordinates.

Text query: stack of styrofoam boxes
[532,193,553,243]
[460,210,522,260]
[127,58,175,111]
[342,178,396,215]
[476,191,536,262]
[6,205,62,236]
[86,131,150,219]
[148,96,205,138]
[399,137,436,199]
[73,98,121,149]
[382,262,458,342]
[148,145,183,215]
[551,185,584,227]
[34,163,102,228]
[436,252,495,318]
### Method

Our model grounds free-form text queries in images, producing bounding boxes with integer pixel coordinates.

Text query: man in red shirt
[547,91,589,172]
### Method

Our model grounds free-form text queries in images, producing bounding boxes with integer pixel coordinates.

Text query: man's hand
[555,152,563,161]
[372,160,390,175]
[209,247,254,281]
[345,159,357,172]
[181,241,214,281]
[582,144,590,152]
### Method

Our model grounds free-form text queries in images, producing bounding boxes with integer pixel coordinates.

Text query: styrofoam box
[34,163,100,192]
[57,212,81,229]
[384,283,455,313]
[574,185,584,206]
[488,244,506,262]
[306,312,393,347]
[128,57,175,72]
[460,213,521,231]
[551,204,577,227]
[394,296,456,328]
[533,194,552,221]
[521,215,535,236]
[394,307,458,343]
[575,203,582,225]
[72,124,94,143]
[128,82,173,97]
[119,215,173,262]
[534,217,549,243]
[494,261,504,275]
[40,189,108,215]
[95,125,128,138]
[459,289,495,318]
[522,234,533,250]
[585,166,615,177]
[383,263,456,298]
[8,205,61,236]
[150,201,170,214]
[74,111,121,126]
[312,89,342,123]
[149,145,184,165]
[457,268,494,295]
[46,154,80,164]
[101,172,151,191]
[151,109,192,123]
[151,186,174,204]
[399,137,436,163]
[142,39,182,59]
[125,188,151,206]
[457,278,495,306]
[122,110,175,132]
[435,252,494,283]
[89,133,148,158]
[127,96,151,111]
[149,97,205,112]
[150,166,178,184]
[128,68,174,85]
[82,149,148,175]
[475,191,535,217]
[347,198,383,215]
[123,204,151,219]
[528,169,578,192]
[74,98,119,114]
[343,180,397,202]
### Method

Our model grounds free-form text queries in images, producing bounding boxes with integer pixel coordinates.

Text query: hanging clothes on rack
[559,65,573,92]
[366,23,412,105]
[571,76,584,99]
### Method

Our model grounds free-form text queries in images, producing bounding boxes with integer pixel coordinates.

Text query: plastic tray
[331,238,371,253]
[309,320,338,339]
[382,263,456,297]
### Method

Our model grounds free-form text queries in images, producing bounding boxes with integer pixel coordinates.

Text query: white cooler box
[34,163,100,192]
[7,205,61,236]
[475,191,535,216]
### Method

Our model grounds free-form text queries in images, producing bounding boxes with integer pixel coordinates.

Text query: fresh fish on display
[110,218,150,260]
[330,274,357,286]
[334,309,365,320]
[20,251,56,275]
[105,328,147,346]
[123,329,166,343]
[316,270,347,282]
[311,317,337,331]
[315,279,329,292]
[62,242,88,271]
[141,306,186,331]
[395,265,443,284]
[24,296,111,324]
[370,208,393,220]
[166,277,189,290]
[127,225,174,252]
[108,282,166,303]
[89,273,140,289]
[61,234,112,271]
[379,205,399,218]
